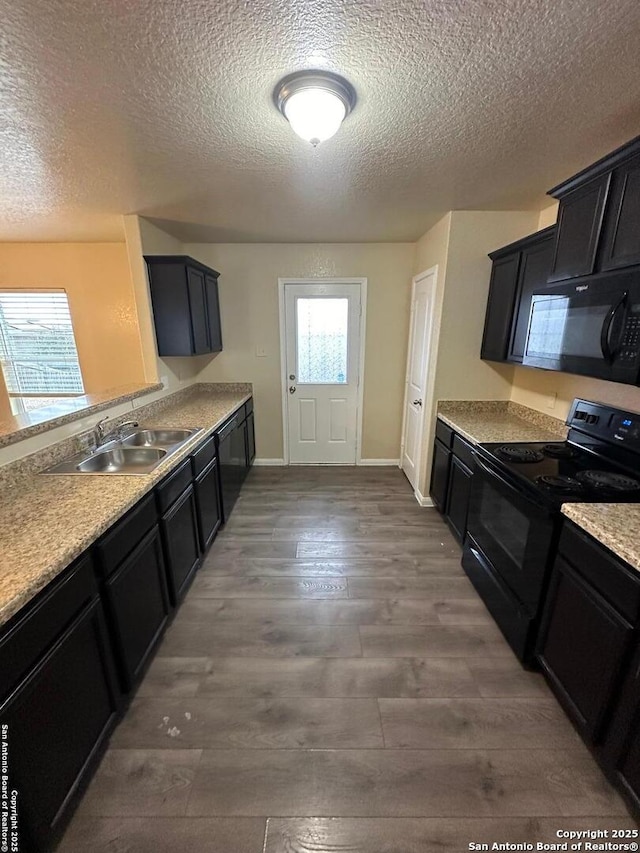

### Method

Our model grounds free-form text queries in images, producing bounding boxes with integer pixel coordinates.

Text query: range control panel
[568,398,640,450]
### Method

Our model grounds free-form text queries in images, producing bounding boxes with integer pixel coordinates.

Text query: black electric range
[461,398,640,664]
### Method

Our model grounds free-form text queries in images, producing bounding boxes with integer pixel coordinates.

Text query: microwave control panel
[618,312,640,363]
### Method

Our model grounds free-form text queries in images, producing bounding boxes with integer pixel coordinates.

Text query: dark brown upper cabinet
[547,135,640,283]
[480,252,521,362]
[599,151,640,271]
[509,227,555,362]
[481,226,555,364]
[145,255,223,357]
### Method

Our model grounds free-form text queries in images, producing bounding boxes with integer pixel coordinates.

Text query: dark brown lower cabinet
[430,438,451,512]
[603,642,640,815]
[446,456,473,542]
[538,556,634,741]
[103,526,170,691]
[1,597,119,852]
[246,410,256,466]
[537,521,640,820]
[194,456,222,551]
[430,419,475,543]
[160,485,201,605]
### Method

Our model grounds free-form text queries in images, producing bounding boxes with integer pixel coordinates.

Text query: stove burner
[575,470,640,492]
[543,443,576,459]
[496,445,545,463]
[536,475,585,493]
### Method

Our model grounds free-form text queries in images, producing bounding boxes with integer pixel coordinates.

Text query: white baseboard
[253,458,286,466]
[414,488,434,507]
[357,458,400,466]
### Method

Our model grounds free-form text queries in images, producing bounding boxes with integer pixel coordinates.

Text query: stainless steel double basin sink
[44,428,204,475]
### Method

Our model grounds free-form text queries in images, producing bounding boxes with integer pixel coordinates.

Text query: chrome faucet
[93,417,139,448]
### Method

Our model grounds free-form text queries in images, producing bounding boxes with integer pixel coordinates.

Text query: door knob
[413,399,422,407]
[289,386,296,394]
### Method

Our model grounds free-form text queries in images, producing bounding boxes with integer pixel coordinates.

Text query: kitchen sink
[42,426,205,475]
[75,447,166,473]
[121,429,195,447]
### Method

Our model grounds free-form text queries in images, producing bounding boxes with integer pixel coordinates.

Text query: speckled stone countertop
[561,504,640,573]
[437,400,567,446]
[0,387,251,628]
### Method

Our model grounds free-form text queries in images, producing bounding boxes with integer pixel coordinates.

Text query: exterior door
[401,269,435,488]
[284,282,362,464]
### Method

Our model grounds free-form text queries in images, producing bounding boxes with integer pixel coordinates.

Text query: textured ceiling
[2,0,640,243]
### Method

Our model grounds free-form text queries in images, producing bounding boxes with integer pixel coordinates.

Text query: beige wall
[183,242,415,461]
[537,203,559,230]
[415,210,541,496]
[0,242,146,405]
[127,216,212,398]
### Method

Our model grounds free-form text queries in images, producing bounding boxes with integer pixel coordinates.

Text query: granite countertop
[0,388,251,628]
[561,504,640,573]
[437,400,567,446]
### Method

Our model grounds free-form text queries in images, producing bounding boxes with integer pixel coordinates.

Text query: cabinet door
[446,456,472,543]
[234,417,249,486]
[481,253,520,362]
[548,174,611,282]
[538,557,633,742]
[429,438,451,513]
[246,410,256,466]
[204,273,223,352]
[194,457,222,552]
[600,153,640,271]
[1,599,119,851]
[105,526,170,690]
[603,644,640,816]
[508,232,555,362]
[161,485,201,605]
[186,266,210,355]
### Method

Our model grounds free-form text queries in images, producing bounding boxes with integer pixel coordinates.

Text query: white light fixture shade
[283,88,347,146]
[274,71,356,147]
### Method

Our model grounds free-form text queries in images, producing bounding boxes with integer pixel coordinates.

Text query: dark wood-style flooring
[59,467,633,851]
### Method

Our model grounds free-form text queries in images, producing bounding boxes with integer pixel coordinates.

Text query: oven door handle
[600,291,628,363]
[472,453,552,515]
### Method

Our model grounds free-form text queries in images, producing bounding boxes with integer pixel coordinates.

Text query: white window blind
[0,291,84,403]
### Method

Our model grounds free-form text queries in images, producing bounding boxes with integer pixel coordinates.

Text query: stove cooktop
[479,439,640,505]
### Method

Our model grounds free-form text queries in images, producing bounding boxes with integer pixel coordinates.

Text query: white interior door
[401,269,436,489]
[284,282,362,464]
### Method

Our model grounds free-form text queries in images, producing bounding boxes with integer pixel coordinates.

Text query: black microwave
[523,270,640,385]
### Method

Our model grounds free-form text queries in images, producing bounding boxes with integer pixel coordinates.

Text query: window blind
[0,291,84,396]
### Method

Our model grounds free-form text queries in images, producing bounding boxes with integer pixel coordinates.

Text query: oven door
[466,455,556,612]
[523,271,640,384]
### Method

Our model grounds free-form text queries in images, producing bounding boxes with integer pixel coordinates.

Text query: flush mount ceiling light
[274,70,356,147]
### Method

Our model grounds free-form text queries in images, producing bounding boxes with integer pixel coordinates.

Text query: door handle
[289,386,296,394]
[413,399,422,407]
[600,291,628,363]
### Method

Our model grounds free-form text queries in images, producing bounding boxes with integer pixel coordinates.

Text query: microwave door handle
[600,291,628,363]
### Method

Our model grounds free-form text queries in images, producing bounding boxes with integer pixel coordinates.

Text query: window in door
[296,297,349,384]
[0,290,85,415]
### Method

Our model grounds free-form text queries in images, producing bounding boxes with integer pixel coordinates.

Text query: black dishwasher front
[215,413,242,523]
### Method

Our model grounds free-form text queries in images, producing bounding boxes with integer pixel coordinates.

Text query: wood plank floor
[59,467,634,851]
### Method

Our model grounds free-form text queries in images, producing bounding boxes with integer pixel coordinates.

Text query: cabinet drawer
[435,418,453,448]
[191,434,216,477]
[96,494,157,577]
[0,554,97,700]
[452,434,475,469]
[559,523,640,624]
[245,397,254,416]
[156,459,193,513]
